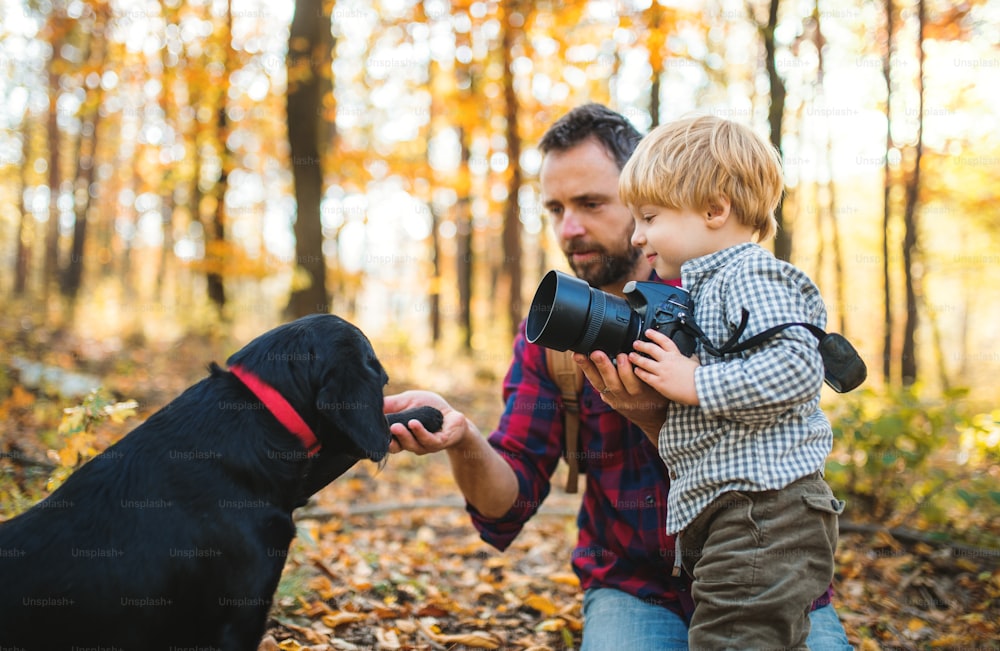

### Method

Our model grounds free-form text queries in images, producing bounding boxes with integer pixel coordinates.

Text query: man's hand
[384,390,518,518]
[384,390,470,455]
[574,349,669,444]
[629,329,700,406]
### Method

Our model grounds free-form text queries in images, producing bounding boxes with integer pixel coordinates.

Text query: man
[384,104,852,650]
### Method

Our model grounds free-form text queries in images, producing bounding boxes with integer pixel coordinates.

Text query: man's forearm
[446,419,520,519]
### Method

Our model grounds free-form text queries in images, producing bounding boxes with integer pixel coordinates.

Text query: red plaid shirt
[467,284,833,619]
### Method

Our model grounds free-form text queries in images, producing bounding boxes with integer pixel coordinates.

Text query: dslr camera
[526,269,868,393]
[526,269,696,357]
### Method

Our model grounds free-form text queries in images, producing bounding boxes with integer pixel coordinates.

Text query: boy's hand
[574,350,668,441]
[629,329,701,406]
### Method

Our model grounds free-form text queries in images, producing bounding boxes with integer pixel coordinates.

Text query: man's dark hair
[537,103,643,170]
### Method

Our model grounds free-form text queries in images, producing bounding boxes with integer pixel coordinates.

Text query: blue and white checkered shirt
[660,242,832,534]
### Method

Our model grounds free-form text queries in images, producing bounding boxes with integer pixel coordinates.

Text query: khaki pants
[680,473,844,651]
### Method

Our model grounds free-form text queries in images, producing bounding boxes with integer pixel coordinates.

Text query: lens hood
[526,270,639,355]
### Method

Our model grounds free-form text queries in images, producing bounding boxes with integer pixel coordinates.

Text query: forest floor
[258,456,1000,651]
[1,317,998,650]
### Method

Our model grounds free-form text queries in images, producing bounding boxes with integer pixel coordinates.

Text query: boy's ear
[705,196,732,228]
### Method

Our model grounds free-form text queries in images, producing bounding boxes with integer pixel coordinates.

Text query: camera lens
[526,270,640,355]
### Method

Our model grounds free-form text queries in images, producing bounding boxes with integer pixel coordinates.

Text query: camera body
[622,280,697,357]
[526,270,696,357]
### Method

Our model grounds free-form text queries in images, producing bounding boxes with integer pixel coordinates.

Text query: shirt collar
[681,242,761,280]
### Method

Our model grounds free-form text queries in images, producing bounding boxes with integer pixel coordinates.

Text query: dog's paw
[387,406,444,433]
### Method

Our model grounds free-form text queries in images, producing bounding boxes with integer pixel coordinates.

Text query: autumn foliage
[2,0,1000,648]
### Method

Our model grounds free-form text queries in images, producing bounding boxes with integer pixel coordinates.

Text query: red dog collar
[229,364,320,457]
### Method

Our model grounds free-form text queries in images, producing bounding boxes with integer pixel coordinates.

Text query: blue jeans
[581,587,853,651]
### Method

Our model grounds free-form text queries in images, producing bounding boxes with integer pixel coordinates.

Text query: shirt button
[669,470,678,480]
[645,495,655,506]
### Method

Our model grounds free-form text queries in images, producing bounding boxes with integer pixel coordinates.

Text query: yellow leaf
[931,635,966,647]
[59,408,86,436]
[907,617,927,631]
[372,605,400,619]
[524,593,558,616]
[451,631,503,649]
[956,557,979,572]
[10,385,36,409]
[321,611,367,628]
[418,622,502,649]
[536,618,566,632]
[873,529,902,551]
[46,466,71,493]
[58,446,78,467]
[298,598,332,618]
[106,400,138,423]
[547,572,580,587]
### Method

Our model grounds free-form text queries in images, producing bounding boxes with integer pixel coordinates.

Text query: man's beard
[566,242,642,289]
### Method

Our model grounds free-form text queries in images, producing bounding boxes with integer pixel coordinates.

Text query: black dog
[0,314,441,650]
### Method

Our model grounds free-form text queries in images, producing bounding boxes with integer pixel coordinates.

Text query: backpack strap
[546,348,585,493]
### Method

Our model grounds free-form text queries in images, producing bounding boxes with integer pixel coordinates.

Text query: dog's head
[225,314,391,478]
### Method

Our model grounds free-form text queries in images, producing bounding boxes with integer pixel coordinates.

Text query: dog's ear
[315,377,389,462]
[313,336,390,462]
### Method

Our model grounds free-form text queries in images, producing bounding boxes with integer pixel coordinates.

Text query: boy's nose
[630,228,644,248]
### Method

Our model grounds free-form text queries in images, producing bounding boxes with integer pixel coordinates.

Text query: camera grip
[671,328,697,357]
[649,322,697,357]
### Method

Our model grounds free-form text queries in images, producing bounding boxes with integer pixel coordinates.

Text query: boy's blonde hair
[619,115,783,241]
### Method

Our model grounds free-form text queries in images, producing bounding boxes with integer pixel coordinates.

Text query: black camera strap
[679,309,867,393]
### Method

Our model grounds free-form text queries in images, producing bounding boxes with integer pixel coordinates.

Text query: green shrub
[825,386,1000,546]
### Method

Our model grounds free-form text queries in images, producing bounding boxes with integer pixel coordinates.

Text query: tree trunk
[61,112,100,300]
[456,207,473,350]
[205,2,235,314]
[62,14,107,301]
[648,3,664,128]
[454,30,475,351]
[900,0,925,386]
[207,131,227,311]
[813,2,846,332]
[157,191,175,302]
[881,0,895,384]
[429,203,442,344]
[500,7,523,338]
[14,123,33,296]
[650,75,661,129]
[762,0,790,261]
[156,4,179,305]
[425,60,442,345]
[285,0,334,318]
[456,129,473,351]
[44,64,61,301]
